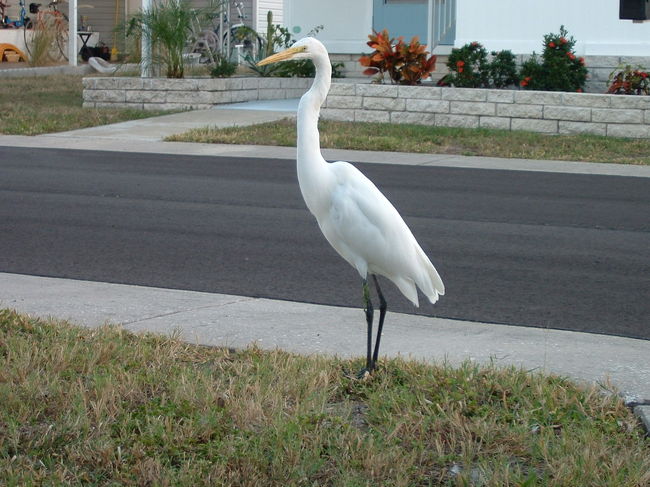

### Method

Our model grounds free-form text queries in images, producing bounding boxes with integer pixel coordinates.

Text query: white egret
[258,37,445,376]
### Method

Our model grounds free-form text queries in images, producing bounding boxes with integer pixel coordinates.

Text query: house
[0,0,282,64]
[283,0,650,92]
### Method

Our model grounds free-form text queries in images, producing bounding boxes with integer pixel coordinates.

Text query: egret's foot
[356,367,373,380]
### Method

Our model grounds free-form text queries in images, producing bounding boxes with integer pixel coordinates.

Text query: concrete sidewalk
[1,103,648,429]
[45,98,299,141]
[46,106,296,142]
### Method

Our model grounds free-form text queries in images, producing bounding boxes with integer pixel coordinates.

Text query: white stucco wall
[282,0,372,53]
[456,0,650,56]
[283,0,650,57]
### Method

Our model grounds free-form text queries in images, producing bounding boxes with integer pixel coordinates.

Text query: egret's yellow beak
[257,45,306,66]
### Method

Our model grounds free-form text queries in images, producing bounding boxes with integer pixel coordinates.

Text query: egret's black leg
[358,279,374,378]
[372,275,387,366]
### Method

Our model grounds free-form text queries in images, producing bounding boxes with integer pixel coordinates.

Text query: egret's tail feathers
[393,276,420,308]
[415,246,445,306]
[390,247,445,308]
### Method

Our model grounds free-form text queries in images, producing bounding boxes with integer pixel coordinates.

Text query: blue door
[372,0,428,42]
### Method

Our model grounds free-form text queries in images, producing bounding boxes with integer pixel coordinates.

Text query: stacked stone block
[321,82,650,138]
[82,77,312,111]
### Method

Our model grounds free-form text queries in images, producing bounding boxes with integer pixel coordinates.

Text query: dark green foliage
[519,53,546,90]
[441,42,517,88]
[442,27,586,92]
[519,26,587,92]
[443,41,490,88]
[273,59,315,77]
[489,49,519,88]
[272,59,345,78]
[210,56,237,78]
[331,62,345,79]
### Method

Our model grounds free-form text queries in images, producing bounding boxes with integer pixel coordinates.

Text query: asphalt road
[1,146,649,339]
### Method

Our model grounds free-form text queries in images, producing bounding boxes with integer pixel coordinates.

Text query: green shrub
[489,50,519,88]
[210,56,237,78]
[272,59,344,78]
[519,25,587,92]
[442,41,489,88]
[440,42,518,89]
[519,53,546,90]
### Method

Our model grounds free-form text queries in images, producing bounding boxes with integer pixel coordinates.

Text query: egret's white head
[257,37,327,66]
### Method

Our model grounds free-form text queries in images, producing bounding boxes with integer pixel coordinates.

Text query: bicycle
[3,0,29,28]
[190,1,262,64]
[23,0,68,62]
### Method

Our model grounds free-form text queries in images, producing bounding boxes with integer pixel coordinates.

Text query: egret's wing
[322,161,404,266]
[317,161,444,305]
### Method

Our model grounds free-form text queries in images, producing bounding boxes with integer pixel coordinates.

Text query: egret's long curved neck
[297,54,331,163]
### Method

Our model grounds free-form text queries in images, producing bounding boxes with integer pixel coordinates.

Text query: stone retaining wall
[321,83,650,138]
[83,77,650,138]
[0,64,93,79]
[82,77,312,111]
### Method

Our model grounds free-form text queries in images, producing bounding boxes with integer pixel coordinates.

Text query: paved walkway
[50,102,298,141]
[0,102,648,429]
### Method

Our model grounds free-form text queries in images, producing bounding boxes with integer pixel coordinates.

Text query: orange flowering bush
[359,29,437,85]
[519,26,587,92]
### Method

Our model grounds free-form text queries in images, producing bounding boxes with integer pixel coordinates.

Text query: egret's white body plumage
[258,37,444,373]
[289,37,445,307]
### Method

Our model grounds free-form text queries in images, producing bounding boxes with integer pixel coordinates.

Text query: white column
[141,0,152,77]
[427,0,433,51]
[69,0,78,66]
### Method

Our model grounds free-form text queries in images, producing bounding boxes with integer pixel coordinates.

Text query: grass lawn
[166,119,650,165]
[0,74,167,135]
[1,309,648,486]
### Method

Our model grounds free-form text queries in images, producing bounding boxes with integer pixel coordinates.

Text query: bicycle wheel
[22,19,32,59]
[53,13,68,61]
[191,29,219,64]
[39,12,65,62]
[23,13,66,63]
